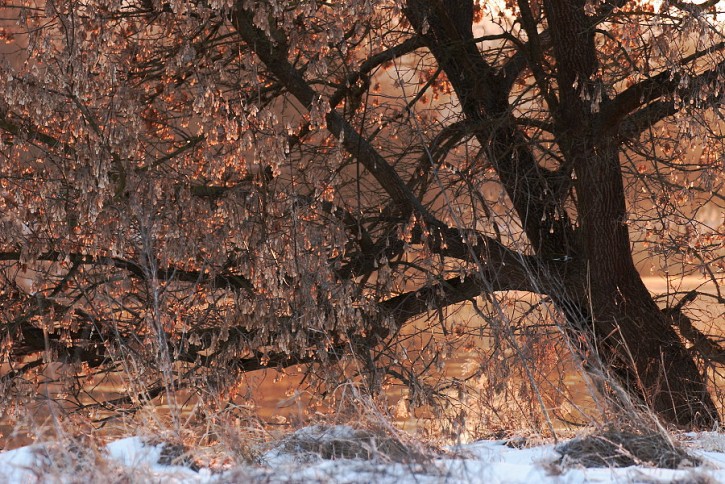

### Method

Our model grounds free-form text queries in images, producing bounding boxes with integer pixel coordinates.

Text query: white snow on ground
[2,426,725,483]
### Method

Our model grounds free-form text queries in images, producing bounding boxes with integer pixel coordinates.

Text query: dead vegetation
[554,427,700,469]
[268,424,427,463]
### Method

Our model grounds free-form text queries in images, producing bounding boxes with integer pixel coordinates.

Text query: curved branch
[328,35,425,109]
[601,42,725,132]
[0,251,255,294]
[380,270,539,326]
[231,8,432,222]
[665,291,725,364]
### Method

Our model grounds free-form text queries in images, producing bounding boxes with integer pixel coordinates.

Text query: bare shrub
[267,425,411,463]
[555,427,699,469]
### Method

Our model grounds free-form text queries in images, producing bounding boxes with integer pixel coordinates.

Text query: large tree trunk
[572,141,717,428]
[594,289,717,428]
[541,0,718,427]
[403,0,718,427]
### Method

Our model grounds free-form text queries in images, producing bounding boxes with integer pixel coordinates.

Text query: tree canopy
[0,0,723,430]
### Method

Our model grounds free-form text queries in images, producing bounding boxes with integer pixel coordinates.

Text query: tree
[0,0,722,429]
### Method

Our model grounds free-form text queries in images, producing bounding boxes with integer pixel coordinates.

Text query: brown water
[1,277,722,447]
[245,277,723,433]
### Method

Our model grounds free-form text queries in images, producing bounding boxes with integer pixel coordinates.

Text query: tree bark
[542,0,717,426]
[571,142,717,427]
[402,0,719,427]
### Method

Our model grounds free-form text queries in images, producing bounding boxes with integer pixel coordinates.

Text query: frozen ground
[2,425,725,483]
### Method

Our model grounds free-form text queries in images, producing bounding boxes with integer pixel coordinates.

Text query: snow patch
[2,428,725,482]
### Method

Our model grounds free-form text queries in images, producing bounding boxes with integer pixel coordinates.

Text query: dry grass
[271,424,424,463]
[555,426,700,469]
